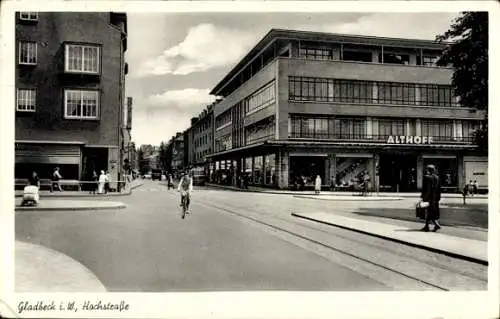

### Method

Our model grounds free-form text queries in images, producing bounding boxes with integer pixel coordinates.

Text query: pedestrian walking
[473,180,479,195]
[167,174,174,190]
[420,164,442,232]
[90,170,98,195]
[51,167,63,192]
[98,170,107,194]
[314,175,322,195]
[105,171,111,193]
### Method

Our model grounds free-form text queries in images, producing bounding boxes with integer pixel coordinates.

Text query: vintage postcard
[0,0,498,318]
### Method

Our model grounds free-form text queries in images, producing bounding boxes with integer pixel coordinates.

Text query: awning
[15,143,81,165]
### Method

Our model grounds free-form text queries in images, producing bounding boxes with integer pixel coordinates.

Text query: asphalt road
[15,180,487,292]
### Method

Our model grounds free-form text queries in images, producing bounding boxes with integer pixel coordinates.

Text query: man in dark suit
[420,164,442,232]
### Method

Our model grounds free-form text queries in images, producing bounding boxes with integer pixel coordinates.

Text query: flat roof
[210,28,451,96]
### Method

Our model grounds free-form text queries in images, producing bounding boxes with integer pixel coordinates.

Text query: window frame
[16,88,37,112]
[19,12,38,21]
[63,89,100,120]
[64,43,101,74]
[18,41,37,65]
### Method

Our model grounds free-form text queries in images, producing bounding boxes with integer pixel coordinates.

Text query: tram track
[162,186,486,291]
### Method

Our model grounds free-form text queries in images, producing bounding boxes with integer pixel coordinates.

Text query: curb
[14,181,145,198]
[15,203,127,211]
[205,184,488,199]
[291,213,488,266]
[16,241,107,292]
[293,195,404,201]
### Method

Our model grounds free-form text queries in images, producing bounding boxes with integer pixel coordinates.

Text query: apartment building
[15,12,128,186]
[167,132,185,175]
[184,101,218,175]
[207,29,487,192]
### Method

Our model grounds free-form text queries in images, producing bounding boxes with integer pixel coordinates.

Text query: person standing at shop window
[420,165,442,232]
[314,175,322,195]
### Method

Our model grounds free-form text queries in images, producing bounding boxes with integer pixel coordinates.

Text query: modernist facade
[208,29,487,192]
[15,12,128,186]
[184,101,217,175]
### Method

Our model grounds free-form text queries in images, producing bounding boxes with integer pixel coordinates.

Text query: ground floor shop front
[207,143,487,193]
[15,142,124,190]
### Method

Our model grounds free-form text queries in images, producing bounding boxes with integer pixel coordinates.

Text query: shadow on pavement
[353,206,488,229]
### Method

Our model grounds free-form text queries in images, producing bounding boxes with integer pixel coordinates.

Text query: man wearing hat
[420,164,442,232]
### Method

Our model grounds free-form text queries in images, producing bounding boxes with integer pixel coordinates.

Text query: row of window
[289,116,479,141]
[215,134,232,152]
[18,42,100,74]
[298,46,440,67]
[245,81,276,114]
[16,88,99,119]
[194,133,211,149]
[289,76,459,107]
[245,122,275,145]
[215,110,232,130]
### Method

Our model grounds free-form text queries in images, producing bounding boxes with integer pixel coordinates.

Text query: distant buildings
[15,12,130,186]
[183,100,219,176]
[164,133,184,175]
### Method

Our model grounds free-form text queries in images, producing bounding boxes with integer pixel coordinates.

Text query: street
[15,180,487,292]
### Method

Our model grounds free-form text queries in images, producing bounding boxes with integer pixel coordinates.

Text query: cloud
[136,23,257,77]
[132,88,216,145]
[298,12,458,40]
[145,88,216,115]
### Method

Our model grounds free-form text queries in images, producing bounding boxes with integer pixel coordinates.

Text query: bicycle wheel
[181,196,186,219]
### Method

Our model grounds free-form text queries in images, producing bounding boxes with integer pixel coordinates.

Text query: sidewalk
[14,179,144,198]
[16,240,107,292]
[206,183,488,199]
[292,212,487,265]
[15,199,126,211]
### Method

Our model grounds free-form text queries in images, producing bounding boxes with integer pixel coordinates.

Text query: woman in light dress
[314,175,322,195]
[98,170,108,194]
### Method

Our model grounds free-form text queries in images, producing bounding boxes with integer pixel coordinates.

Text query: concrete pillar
[416,154,424,190]
[372,51,379,63]
[373,153,380,192]
[457,153,464,189]
[108,147,119,190]
[328,154,336,186]
[324,157,330,185]
[277,150,289,189]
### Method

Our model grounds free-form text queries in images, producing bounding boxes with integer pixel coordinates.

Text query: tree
[137,147,147,175]
[436,11,488,151]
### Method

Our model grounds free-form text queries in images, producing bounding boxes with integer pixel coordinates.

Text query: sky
[125,12,460,147]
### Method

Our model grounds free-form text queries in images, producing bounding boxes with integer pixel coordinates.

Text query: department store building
[207,29,487,192]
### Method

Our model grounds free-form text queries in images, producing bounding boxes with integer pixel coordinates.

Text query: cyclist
[177,171,193,215]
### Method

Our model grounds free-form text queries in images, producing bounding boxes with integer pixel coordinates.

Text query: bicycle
[180,193,189,219]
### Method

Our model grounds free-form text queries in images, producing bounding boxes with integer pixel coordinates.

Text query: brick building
[15,12,128,187]
[207,29,487,192]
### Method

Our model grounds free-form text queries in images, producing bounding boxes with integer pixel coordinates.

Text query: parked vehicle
[151,169,162,181]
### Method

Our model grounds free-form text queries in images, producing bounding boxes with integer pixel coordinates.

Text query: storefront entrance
[379,153,418,192]
[289,156,326,188]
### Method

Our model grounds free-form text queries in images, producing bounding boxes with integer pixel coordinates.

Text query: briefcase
[415,201,428,220]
